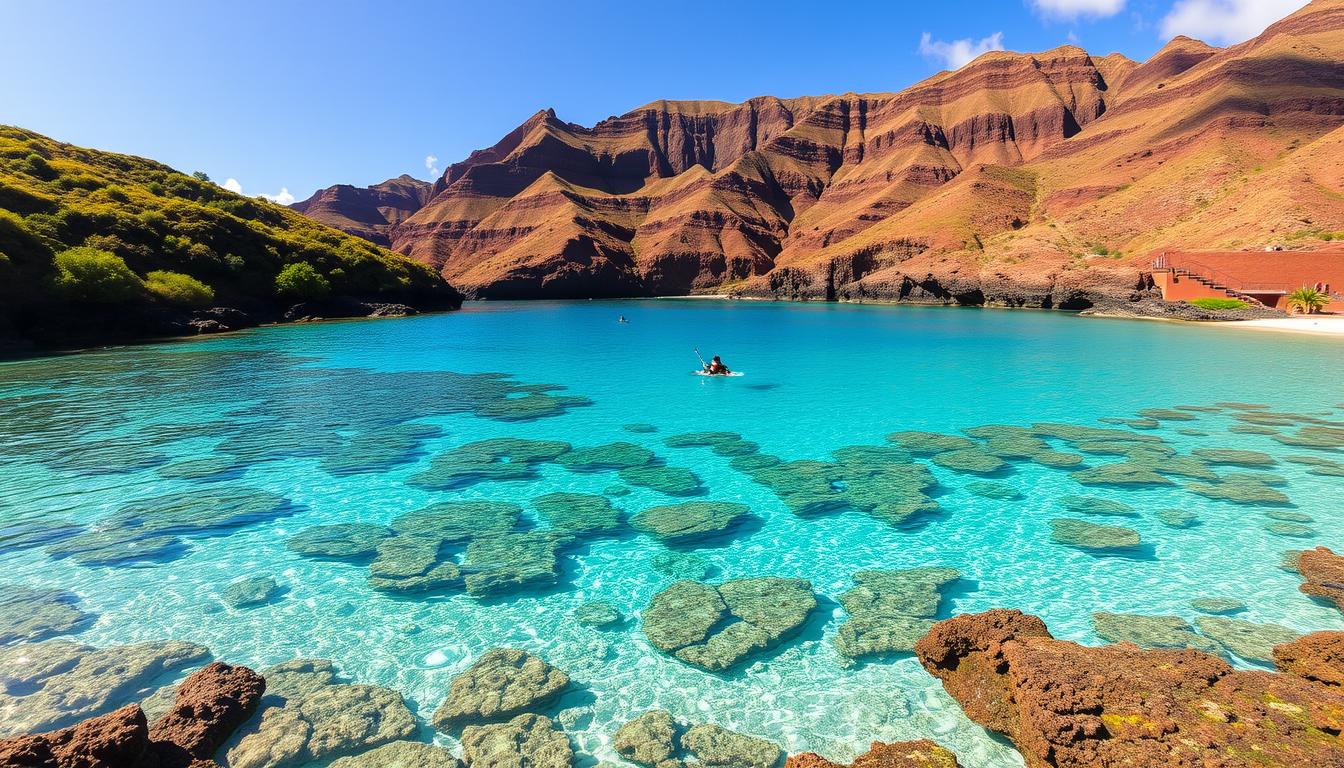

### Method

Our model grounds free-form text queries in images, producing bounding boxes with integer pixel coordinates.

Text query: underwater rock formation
[613,709,783,768]
[631,501,753,545]
[460,713,572,768]
[915,610,1344,768]
[833,568,961,659]
[0,585,91,644]
[432,648,570,729]
[643,578,816,671]
[785,740,960,768]
[1048,519,1141,552]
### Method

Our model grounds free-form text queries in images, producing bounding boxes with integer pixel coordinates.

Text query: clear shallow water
[3,300,1344,767]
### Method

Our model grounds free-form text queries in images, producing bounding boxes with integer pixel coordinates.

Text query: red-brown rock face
[1297,546,1344,610]
[914,609,1344,768]
[0,662,265,768]
[296,0,1344,306]
[786,740,960,768]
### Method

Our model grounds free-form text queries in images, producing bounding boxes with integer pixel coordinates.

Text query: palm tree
[1286,286,1330,315]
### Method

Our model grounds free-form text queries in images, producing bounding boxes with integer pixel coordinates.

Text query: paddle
[694,348,709,372]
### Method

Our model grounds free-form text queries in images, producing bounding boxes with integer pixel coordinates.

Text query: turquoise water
[3,299,1344,767]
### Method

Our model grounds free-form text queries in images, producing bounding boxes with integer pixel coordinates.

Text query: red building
[1149,250,1344,312]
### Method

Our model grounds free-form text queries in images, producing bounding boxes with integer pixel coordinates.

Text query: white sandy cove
[1217,316,1344,337]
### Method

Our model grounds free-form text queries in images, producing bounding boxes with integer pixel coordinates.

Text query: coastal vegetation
[1187,297,1250,311]
[1286,286,1331,314]
[0,125,459,346]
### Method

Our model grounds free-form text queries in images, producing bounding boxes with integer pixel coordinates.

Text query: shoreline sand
[1209,316,1344,337]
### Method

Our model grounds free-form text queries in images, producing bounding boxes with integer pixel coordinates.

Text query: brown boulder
[786,739,960,768]
[1297,546,1344,610]
[0,704,149,768]
[1275,631,1344,688]
[147,662,266,767]
[914,609,1344,768]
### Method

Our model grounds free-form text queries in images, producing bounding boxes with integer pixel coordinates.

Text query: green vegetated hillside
[0,125,461,348]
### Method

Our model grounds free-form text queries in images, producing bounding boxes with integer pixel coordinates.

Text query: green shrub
[275,262,330,300]
[51,247,144,303]
[1188,297,1248,311]
[146,270,215,307]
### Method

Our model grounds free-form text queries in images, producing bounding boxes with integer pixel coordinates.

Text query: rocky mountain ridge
[296,0,1344,307]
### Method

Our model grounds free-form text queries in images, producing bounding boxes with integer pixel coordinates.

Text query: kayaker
[705,355,731,375]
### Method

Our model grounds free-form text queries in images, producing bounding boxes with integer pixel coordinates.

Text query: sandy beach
[1215,316,1344,337]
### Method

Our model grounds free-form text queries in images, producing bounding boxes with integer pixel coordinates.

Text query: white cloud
[918,31,1006,69]
[218,178,295,206]
[1160,0,1301,44]
[425,154,440,177]
[258,188,296,206]
[1032,0,1126,19]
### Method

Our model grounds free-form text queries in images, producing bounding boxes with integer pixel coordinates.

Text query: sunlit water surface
[3,300,1343,767]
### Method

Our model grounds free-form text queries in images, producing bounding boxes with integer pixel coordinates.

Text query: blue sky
[1,0,1304,202]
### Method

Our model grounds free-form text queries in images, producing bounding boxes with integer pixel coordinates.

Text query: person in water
[705,355,731,375]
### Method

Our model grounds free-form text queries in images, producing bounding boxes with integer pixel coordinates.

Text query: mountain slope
[0,127,462,348]
[298,0,1344,307]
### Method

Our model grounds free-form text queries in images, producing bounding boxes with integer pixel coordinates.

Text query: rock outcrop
[785,740,960,768]
[0,661,264,768]
[914,609,1344,768]
[297,0,1344,307]
[1296,546,1344,610]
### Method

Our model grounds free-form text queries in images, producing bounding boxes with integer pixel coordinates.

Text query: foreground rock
[460,714,572,768]
[432,648,569,729]
[785,740,960,768]
[0,661,264,768]
[833,568,961,659]
[328,740,463,768]
[613,710,783,768]
[915,609,1344,768]
[643,578,816,671]
[1296,546,1344,610]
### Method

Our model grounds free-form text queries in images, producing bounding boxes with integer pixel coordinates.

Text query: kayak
[694,370,744,377]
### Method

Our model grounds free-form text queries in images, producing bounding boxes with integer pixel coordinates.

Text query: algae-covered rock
[409,438,571,490]
[460,714,573,768]
[1070,462,1175,487]
[643,578,815,671]
[392,501,521,544]
[729,453,782,472]
[1157,508,1199,528]
[931,448,1007,475]
[613,709,679,766]
[1191,449,1277,467]
[619,465,704,496]
[833,568,961,659]
[432,648,569,729]
[1191,597,1246,615]
[964,481,1022,500]
[1266,509,1314,523]
[329,741,463,768]
[368,537,462,593]
[533,492,622,534]
[886,431,975,454]
[631,502,752,545]
[1092,612,1218,652]
[556,442,655,471]
[463,532,568,596]
[0,585,91,644]
[574,601,622,628]
[1187,478,1290,505]
[1265,521,1315,538]
[1137,408,1197,421]
[651,551,713,580]
[624,423,658,434]
[222,575,282,609]
[1049,519,1141,552]
[681,723,782,768]
[1195,616,1302,662]
[665,432,744,448]
[287,524,390,560]
[156,455,240,481]
[835,614,936,659]
[1059,495,1136,517]
[321,423,442,476]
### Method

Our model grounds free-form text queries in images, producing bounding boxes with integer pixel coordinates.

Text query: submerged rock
[286,523,390,560]
[1156,508,1199,528]
[1191,448,1277,467]
[623,423,658,434]
[460,713,573,768]
[785,740,960,768]
[682,723,782,768]
[618,465,704,496]
[574,601,622,628]
[613,709,678,766]
[1191,597,1246,615]
[929,448,1006,475]
[963,481,1021,500]
[1069,462,1174,487]
[221,576,282,609]
[1266,521,1315,538]
[533,492,622,534]
[1058,495,1136,516]
[321,423,442,476]
[1049,519,1141,552]
[1187,476,1290,505]
[643,578,815,672]
[329,740,463,768]
[631,501,752,545]
[0,585,91,644]
[408,438,571,490]
[833,568,961,660]
[367,537,462,594]
[392,501,521,544]
[432,648,569,729]
[915,609,1344,768]
[156,455,240,481]
[651,551,713,580]
[1196,616,1302,662]
[886,431,974,455]
[463,532,569,597]
[1296,547,1344,610]
[664,432,745,449]
[1092,612,1218,653]
[555,442,655,471]
[0,639,210,736]
[228,682,417,768]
